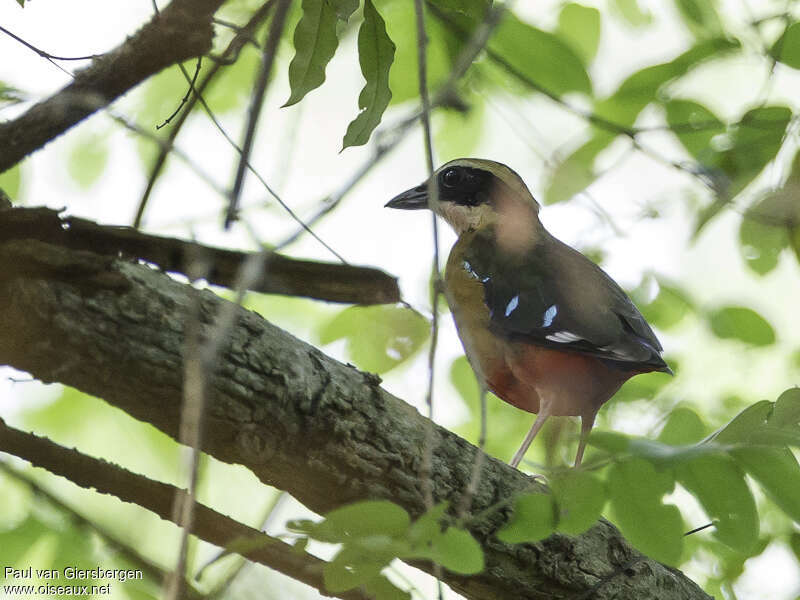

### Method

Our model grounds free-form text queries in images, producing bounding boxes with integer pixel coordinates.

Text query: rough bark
[0,207,400,304]
[0,239,711,600]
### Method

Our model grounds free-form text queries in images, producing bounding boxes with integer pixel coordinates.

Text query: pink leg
[574,410,597,467]
[510,404,551,468]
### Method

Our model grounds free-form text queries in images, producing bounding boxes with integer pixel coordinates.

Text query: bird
[386,158,671,468]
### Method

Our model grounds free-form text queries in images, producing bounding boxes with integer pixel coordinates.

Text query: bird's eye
[441,168,462,188]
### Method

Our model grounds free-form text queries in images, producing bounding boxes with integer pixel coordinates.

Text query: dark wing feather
[461,229,669,373]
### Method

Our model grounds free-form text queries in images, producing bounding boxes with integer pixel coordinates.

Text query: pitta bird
[386,158,670,468]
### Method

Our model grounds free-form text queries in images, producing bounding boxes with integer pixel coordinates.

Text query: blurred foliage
[288,501,482,598]
[0,164,21,200]
[66,130,110,189]
[5,0,800,598]
[318,304,429,373]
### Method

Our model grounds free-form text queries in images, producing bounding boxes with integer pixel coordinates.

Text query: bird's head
[385,158,541,239]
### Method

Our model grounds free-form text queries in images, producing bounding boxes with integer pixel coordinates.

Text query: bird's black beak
[385,183,429,210]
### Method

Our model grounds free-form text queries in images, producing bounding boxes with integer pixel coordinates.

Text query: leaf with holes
[319,305,429,374]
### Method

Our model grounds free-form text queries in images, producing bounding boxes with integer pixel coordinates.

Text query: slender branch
[0,0,225,174]
[225,0,292,228]
[0,419,370,600]
[107,111,226,196]
[132,0,276,228]
[413,0,441,516]
[0,206,400,304]
[157,57,203,130]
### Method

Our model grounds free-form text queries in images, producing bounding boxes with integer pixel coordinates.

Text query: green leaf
[772,388,800,427]
[364,574,411,600]
[673,0,722,38]
[664,99,725,163]
[770,21,800,70]
[331,0,359,21]
[790,532,800,562]
[0,164,21,200]
[556,3,601,65]
[407,502,448,545]
[549,38,739,203]
[544,134,611,204]
[284,0,341,107]
[599,37,739,124]
[694,106,792,235]
[633,276,694,330]
[318,500,411,541]
[676,455,758,553]
[739,216,789,276]
[733,447,800,524]
[614,370,673,404]
[342,0,395,148]
[435,102,486,163]
[205,44,261,114]
[709,400,772,444]
[746,149,800,228]
[708,306,776,347]
[489,13,592,96]
[404,504,483,575]
[16,0,26,6]
[611,0,652,27]
[497,492,556,543]
[0,516,51,566]
[67,131,109,189]
[430,527,484,574]
[607,458,683,565]
[0,81,24,107]
[551,470,606,534]
[324,558,383,593]
[658,407,707,446]
[718,106,792,195]
[318,305,428,373]
[382,2,450,105]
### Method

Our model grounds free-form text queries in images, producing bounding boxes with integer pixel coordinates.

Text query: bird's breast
[445,242,541,413]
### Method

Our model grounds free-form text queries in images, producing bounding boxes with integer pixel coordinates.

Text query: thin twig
[165,251,268,600]
[107,111,226,196]
[0,24,101,77]
[171,35,349,263]
[412,1,444,596]
[201,491,289,599]
[225,0,292,229]
[132,0,276,228]
[413,0,440,513]
[157,57,202,130]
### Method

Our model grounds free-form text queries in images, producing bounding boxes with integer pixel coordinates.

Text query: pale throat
[436,196,541,254]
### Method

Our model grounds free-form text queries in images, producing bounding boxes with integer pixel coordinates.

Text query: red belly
[486,343,636,418]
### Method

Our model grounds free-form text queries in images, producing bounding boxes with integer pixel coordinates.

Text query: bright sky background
[1,1,799,598]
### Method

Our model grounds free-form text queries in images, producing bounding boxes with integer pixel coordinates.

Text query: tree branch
[0,420,369,600]
[0,0,226,174]
[0,240,711,600]
[0,206,400,304]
